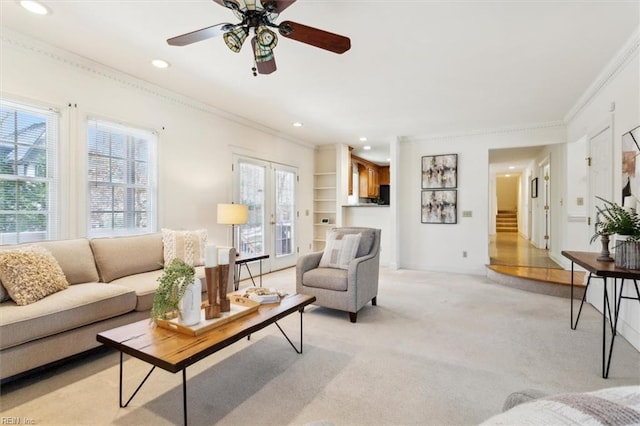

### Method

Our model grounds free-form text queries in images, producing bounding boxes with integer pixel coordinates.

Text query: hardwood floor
[488,233,585,287]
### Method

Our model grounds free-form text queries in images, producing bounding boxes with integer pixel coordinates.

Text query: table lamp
[217,203,248,256]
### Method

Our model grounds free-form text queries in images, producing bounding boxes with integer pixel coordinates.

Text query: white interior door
[588,124,613,250]
[234,156,298,272]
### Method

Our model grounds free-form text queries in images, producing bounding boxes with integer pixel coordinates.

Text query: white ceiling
[1,0,638,155]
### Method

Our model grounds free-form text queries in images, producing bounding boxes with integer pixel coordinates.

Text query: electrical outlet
[462,251,467,258]
[462,211,472,218]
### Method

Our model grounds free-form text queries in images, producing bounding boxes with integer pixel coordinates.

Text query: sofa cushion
[0,246,69,306]
[302,268,348,291]
[37,239,100,285]
[162,228,207,267]
[0,283,136,349]
[319,232,361,270]
[110,266,206,312]
[90,233,163,283]
[330,227,375,258]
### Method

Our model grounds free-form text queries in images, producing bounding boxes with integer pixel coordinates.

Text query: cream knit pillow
[0,246,69,306]
[162,229,207,267]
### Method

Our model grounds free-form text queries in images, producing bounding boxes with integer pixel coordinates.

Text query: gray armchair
[296,227,381,323]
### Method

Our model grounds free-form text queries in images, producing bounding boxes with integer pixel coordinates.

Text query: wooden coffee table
[97,293,316,425]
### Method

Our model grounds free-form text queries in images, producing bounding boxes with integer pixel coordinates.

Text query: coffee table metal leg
[274,309,304,354]
[183,369,188,426]
[119,352,156,408]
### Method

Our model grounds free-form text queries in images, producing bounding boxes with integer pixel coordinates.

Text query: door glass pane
[239,161,265,255]
[275,169,295,257]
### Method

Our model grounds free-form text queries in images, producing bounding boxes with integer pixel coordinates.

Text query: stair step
[486,265,586,299]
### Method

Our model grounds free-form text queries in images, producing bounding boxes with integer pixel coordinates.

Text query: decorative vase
[180,278,202,326]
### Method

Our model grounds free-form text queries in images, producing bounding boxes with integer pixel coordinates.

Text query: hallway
[487,232,585,288]
[489,232,562,269]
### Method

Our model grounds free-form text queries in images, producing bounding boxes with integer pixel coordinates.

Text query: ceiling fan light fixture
[253,43,274,63]
[257,27,277,49]
[224,27,248,52]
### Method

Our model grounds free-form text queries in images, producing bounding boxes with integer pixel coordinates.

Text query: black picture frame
[421,190,457,224]
[531,177,538,198]
[421,154,458,189]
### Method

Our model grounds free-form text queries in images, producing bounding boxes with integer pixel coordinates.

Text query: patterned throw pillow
[319,231,362,270]
[0,246,69,306]
[162,229,207,267]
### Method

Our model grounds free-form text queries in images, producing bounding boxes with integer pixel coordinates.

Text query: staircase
[496,210,518,233]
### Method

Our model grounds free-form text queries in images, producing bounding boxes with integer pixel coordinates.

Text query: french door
[234,156,298,272]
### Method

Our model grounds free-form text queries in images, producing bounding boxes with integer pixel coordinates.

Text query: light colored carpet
[1,267,639,425]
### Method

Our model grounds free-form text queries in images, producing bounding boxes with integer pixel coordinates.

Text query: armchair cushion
[302,268,348,291]
[319,231,361,270]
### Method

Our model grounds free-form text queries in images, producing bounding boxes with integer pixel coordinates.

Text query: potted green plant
[150,258,197,322]
[591,196,640,240]
[591,196,640,268]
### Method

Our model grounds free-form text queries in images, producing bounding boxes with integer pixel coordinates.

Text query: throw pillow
[0,246,69,306]
[319,231,362,270]
[162,229,207,267]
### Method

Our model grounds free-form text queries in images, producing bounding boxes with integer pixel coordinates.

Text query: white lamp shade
[217,204,248,225]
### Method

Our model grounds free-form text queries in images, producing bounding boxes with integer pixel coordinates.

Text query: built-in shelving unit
[313,146,338,251]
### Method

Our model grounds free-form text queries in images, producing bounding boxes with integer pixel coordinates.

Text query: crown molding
[0,27,315,150]
[564,27,640,124]
[408,120,566,142]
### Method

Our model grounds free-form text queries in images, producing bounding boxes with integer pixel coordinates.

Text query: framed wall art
[421,190,457,224]
[422,154,457,189]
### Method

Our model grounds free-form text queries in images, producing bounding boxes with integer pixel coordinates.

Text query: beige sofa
[0,233,206,381]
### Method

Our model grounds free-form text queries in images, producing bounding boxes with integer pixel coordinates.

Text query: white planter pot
[179,278,202,326]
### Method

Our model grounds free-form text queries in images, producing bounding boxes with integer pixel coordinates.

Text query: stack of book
[242,287,283,304]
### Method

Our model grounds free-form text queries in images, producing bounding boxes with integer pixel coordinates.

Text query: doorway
[489,147,560,269]
[233,156,298,272]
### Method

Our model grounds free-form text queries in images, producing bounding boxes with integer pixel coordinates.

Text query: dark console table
[561,250,640,378]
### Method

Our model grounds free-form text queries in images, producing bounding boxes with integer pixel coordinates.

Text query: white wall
[1,30,316,259]
[398,125,566,275]
[564,29,640,350]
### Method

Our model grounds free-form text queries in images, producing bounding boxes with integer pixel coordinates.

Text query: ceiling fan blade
[262,0,296,13]
[167,23,235,46]
[251,37,277,75]
[278,21,350,54]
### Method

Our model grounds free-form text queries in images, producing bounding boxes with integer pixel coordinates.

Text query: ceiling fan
[167,0,351,75]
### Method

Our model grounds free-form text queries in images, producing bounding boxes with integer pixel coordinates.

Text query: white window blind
[0,100,59,245]
[87,119,157,237]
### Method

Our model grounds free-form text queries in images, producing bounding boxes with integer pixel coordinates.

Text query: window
[0,100,58,245]
[87,119,156,237]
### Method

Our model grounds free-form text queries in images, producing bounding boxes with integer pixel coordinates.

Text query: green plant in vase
[591,196,640,243]
[151,258,196,322]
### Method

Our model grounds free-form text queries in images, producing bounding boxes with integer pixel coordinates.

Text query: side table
[234,254,270,290]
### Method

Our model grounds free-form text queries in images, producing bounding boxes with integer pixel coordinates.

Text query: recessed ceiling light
[505,174,511,177]
[292,122,303,127]
[20,0,49,15]
[151,59,170,69]
[508,166,515,170]
[363,145,371,150]
[359,137,367,142]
